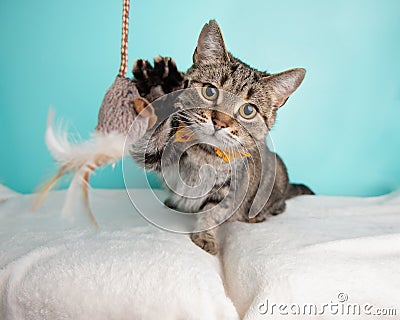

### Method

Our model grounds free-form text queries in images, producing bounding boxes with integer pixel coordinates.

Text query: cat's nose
[212,118,227,130]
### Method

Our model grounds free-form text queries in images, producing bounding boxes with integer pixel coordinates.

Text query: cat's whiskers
[177,117,196,126]
[185,126,203,141]
[173,114,251,170]
[230,141,250,171]
[182,110,208,123]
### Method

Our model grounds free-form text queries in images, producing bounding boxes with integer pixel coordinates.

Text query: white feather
[45,110,126,169]
[61,170,82,221]
[33,111,129,224]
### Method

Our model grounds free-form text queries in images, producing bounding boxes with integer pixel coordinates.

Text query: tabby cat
[131,20,313,255]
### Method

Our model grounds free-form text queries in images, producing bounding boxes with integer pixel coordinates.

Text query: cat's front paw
[191,231,219,255]
[248,214,267,223]
[133,56,185,102]
[163,198,177,210]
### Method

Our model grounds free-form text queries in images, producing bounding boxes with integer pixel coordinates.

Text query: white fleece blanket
[219,192,400,319]
[0,186,399,319]
[0,188,238,320]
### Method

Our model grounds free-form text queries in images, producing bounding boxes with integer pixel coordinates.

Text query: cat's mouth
[174,119,251,162]
[198,127,240,150]
[175,113,245,149]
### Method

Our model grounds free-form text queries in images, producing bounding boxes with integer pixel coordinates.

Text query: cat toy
[32,0,184,225]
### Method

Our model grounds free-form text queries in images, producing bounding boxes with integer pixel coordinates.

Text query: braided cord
[118,0,130,77]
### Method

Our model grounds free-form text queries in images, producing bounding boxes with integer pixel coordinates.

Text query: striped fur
[131,20,313,254]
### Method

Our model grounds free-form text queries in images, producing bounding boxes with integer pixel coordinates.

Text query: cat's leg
[163,198,177,210]
[190,201,229,255]
[191,229,219,255]
[247,213,267,223]
[246,199,286,223]
[130,116,179,172]
[285,183,314,199]
[245,173,288,224]
[264,199,286,216]
[248,152,289,222]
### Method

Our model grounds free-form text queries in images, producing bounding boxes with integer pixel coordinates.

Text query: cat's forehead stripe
[230,64,239,73]
[246,87,255,99]
[220,73,229,86]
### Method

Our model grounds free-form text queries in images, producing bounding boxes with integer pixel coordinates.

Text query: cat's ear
[261,68,306,108]
[193,20,230,64]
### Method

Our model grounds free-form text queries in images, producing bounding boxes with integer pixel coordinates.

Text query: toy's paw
[191,231,219,255]
[133,56,186,102]
[130,97,157,129]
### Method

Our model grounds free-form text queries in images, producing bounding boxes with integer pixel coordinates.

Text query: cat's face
[178,20,305,150]
[176,87,268,150]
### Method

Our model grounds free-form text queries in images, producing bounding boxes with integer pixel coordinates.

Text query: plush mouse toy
[33,0,185,225]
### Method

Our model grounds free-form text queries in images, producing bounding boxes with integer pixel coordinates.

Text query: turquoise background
[1,0,399,196]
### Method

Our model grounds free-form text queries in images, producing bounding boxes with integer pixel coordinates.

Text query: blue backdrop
[1,0,399,196]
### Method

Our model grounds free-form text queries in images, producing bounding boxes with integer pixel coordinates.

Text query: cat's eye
[201,85,219,101]
[238,103,257,119]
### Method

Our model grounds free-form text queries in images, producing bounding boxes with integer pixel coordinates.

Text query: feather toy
[32,0,185,225]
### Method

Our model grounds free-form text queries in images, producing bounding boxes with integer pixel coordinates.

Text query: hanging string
[118,0,130,77]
